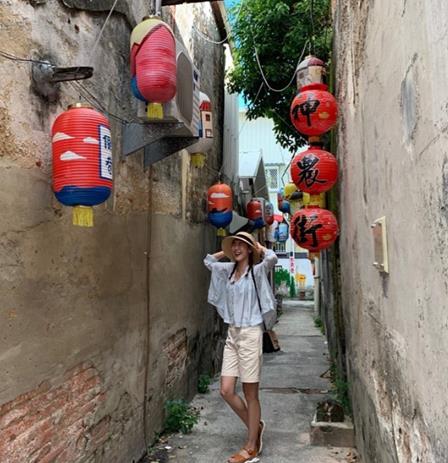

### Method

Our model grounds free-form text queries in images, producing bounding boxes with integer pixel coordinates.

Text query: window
[266,166,279,191]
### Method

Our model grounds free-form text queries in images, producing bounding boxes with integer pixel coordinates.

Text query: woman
[204,231,278,463]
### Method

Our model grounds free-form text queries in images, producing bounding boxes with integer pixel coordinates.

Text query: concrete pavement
[147,301,357,463]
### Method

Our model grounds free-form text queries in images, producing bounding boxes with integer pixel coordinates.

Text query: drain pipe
[155,0,162,16]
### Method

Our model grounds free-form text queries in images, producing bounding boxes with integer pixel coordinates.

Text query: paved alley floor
[152,301,357,463]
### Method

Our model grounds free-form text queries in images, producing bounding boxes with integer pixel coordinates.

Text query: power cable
[253,39,309,93]
[91,0,120,57]
[0,49,50,65]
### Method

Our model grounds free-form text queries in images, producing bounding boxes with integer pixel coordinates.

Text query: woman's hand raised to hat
[211,250,226,261]
[255,242,267,256]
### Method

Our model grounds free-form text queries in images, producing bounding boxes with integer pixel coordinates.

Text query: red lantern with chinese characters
[246,198,264,229]
[52,103,113,227]
[130,17,176,119]
[208,183,233,236]
[291,146,338,194]
[290,83,338,136]
[290,207,338,252]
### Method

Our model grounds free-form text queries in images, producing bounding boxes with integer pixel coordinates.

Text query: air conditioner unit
[137,39,201,137]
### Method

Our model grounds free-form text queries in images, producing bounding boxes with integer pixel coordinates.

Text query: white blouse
[203,249,278,328]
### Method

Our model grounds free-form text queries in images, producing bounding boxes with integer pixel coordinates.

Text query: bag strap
[251,267,267,331]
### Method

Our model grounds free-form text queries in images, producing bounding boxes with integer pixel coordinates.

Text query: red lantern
[290,83,338,136]
[52,103,112,227]
[290,207,338,252]
[130,18,176,118]
[264,201,274,226]
[247,199,264,229]
[208,183,233,236]
[291,146,338,194]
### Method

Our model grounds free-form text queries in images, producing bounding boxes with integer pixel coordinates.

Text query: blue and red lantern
[264,201,274,226]
[52,103,112,227]
[291,146,338,194]
[208,183,233,236]
[277,188,290,214]
[130,17,177,119]
[246,199,264,229]
[290,207,338,252]
[290,83,338,136]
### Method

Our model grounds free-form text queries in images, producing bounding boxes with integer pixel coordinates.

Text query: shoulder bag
[251,268,281,353]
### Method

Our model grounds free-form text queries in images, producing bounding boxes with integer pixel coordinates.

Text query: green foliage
[330,362,351,415]
[198,374,211,394]
[227,0,332,152]
[164,400,199,434]
[275,268,297,297]
[314,316,325,334]
[275,267,291,286]
[289,275,297,298]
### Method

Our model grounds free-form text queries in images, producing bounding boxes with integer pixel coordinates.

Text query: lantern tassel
[147,103,164,119]
[217,228,227,237]
[73,206,94,227]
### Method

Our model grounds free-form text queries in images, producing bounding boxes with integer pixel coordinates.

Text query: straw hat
[222,232,261,264]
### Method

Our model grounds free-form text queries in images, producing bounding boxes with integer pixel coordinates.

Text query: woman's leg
[242,382,261,450]
[220,376,249,427]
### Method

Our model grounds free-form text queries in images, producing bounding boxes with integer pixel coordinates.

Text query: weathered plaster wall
[0,1,226,461]
[334,1,448,461]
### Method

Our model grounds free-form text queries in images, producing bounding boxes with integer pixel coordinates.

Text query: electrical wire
[91,0,120,57]
[309,0,316,54]
[0,49,50,65]
[253,39,309,93]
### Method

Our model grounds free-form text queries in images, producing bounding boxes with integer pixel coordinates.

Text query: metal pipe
[155,0,162,15]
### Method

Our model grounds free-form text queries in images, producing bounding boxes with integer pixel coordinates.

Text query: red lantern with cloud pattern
[52,103,112,227]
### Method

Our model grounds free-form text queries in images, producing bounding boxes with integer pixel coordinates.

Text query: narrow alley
[2,0,448,462]
[145,301,357,463]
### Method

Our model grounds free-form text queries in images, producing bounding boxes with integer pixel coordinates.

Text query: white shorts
[221,325,263,383]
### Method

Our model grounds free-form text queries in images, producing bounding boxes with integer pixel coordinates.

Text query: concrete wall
[0,1,229,462]
[334,1,448,461]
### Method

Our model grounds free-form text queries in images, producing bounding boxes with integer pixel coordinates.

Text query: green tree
[227,0,332,152]
[289,274,297,298]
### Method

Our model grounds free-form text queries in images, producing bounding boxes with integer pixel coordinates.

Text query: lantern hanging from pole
[187,92,213,168]
[291,146,338,194]
[290,83,338,136]
[264,201,275,226]
[52,103,113,227]
[207,183,233,236]
[290,207,338,252]
[277,188,290,214]
[130,17,176,119]
[278,222,289,243]
[246,198,265,229]
[296,55,326,91]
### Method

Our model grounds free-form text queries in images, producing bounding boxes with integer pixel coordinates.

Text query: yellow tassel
[309,193,325,207]
[147,103,164,119]
[191,153,206,168]
[217,228,227,237]
[73,206,94,227]
[303,193,311,205]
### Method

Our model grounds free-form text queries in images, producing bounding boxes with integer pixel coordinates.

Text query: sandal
[227,447,259,463]
[258,420,266,455]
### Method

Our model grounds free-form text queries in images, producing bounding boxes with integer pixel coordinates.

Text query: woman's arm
[255,243,278,272]
[203,250,226,271]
